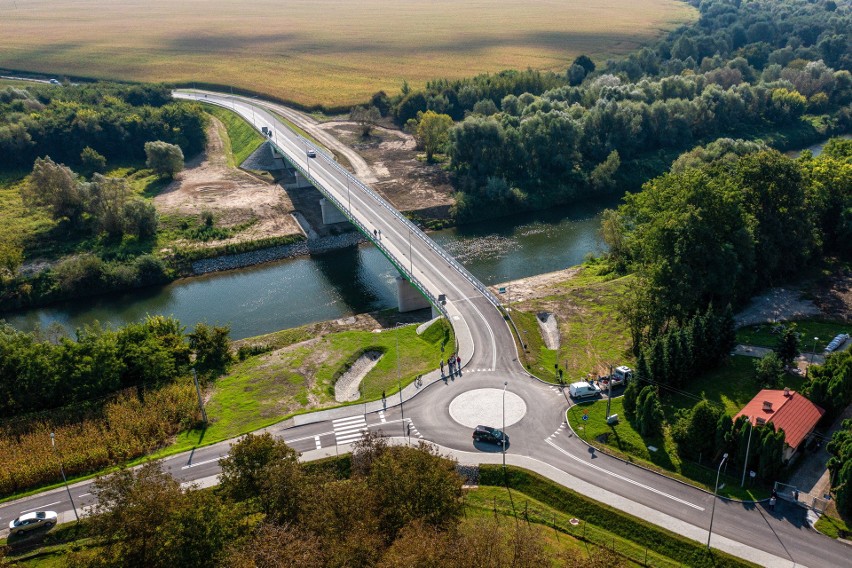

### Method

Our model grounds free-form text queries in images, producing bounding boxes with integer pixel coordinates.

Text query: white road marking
[284,430,334,444]
[379,410,386,424]
[333,416,367,445]
[181,455,227,470]
[545,438,704,511]
[78,493,91,498]
[20,501,61,514]
[314,435,322,449]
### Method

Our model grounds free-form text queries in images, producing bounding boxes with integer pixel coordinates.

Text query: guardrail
[302,141,503,310]
[281,141,450,322]
[189,92,499,326]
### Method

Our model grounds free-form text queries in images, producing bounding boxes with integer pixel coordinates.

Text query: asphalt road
[3,92,848,567]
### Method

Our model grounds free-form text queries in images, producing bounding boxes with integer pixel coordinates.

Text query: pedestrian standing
[769,496,777,510]
[456,354,461,368]
[440,360,444,375]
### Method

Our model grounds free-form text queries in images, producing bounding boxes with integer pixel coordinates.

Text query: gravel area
[334,350,383,402]
[537,312,560,350]
[734,287,822,327]
[191,231,365,274]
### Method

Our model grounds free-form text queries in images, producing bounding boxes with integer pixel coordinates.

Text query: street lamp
[50,432,79,522]
[806,336,818,378]
[396,323,406,439]
[707,452,729,549]
[502,381,508,468]
[408,228,413,275]
[740,419,753,487]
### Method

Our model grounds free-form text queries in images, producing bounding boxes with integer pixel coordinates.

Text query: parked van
[569,381,601,400]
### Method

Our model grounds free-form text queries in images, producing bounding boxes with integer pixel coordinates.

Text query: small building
[734,388,825,462]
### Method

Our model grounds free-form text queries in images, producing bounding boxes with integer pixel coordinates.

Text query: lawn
[205,105,266,166]
[1,0,695,109]
[466,485,680,567]
[563,355,791,500]
[160,318,453,454]
[512,266,636,383]
[736,319,850,352]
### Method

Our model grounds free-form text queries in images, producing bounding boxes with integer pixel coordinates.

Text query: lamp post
[396,323,406,439]
[50,432,79,522]
[707,452,729,549]
[408,228,413,276]
[806,336,818,378]
[740,420,753,487]
[502,381,508,469]
[347,176,351,212]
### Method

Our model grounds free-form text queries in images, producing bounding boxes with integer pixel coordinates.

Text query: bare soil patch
[319,122,455,220]
[812,266,852,322]
[489,267,584,303]
[154,117,302,247]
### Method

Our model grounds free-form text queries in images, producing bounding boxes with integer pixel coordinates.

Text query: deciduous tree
[416,110,454,162]
[144,140,184,179]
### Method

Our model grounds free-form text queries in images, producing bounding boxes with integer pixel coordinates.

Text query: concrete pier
[320,198,348,225]
[396,276,431,312]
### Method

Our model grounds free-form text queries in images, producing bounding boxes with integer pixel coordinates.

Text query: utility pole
[605,364,613,418]
[396,323,406,439]
[806,336,818,378]
[50,433,79,522]
[740,418,753,487]
[502,381,508,469]
[193,369,208,424]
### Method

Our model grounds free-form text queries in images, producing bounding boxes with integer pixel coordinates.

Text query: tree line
[59,433,626,568]
[0,316,231,418]
[0,82,205,172]
[604,140,851,340]
[360,0,849,219]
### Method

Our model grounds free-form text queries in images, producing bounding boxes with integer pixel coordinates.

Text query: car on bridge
[8,511,57,536]
[306,149,316,158]
[473,425,507,446]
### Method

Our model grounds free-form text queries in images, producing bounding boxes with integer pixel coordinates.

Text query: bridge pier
[319,198,348,225]
[396,276,431,313]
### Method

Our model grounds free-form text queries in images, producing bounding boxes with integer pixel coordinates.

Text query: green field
[1,0,695,108]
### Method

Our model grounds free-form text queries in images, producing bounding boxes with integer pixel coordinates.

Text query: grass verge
[736,319,850,351]
[814,510,852,539]
[155,319,453,455]
[205,105,266,166]
[479,465,758,567]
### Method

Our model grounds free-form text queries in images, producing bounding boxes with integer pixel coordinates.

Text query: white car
[8,511,57,536]
[824,333,850,353]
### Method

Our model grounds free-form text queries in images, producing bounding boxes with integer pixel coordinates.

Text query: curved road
[2,92,846,567]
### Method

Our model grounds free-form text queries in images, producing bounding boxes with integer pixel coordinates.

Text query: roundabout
[448,387,527,428]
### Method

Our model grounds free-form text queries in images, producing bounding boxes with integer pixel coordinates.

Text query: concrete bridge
[174,91,517,372]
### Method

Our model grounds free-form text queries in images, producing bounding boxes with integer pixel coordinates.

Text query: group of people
[440,354,462,378]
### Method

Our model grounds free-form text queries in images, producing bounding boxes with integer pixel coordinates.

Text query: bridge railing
[302,142,503,310]
[281,141,450,322]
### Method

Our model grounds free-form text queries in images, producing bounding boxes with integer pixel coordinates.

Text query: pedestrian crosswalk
[333,415,368,445]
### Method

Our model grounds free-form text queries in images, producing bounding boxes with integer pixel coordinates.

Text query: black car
[473,425,507,445]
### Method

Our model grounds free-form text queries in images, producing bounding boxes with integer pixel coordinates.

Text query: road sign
[582,414,588,421]
[498,287,506,294]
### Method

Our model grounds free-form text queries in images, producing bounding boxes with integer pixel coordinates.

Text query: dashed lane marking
[379,410,387,424]
[333,415,368,445]
[181,456,226,470]
[544,438,704,511]
[314,435,322,449]
[20,501,61,514]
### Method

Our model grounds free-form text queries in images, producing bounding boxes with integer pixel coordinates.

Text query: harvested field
[2,0,696,108]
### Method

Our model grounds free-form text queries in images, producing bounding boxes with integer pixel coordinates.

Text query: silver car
[8,511,57,536]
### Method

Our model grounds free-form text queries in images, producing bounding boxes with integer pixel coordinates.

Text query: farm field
[1,0,696,108]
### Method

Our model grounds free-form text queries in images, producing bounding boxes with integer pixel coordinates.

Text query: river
[3,198,614,339]
[7,135,844,340]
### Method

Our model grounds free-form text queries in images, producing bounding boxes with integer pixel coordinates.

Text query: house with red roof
[734,388,825,462]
